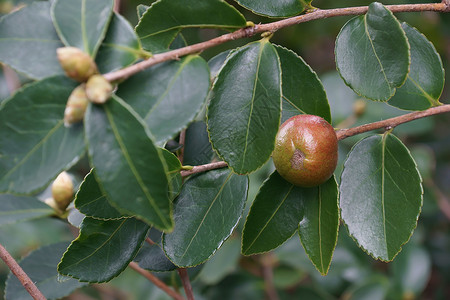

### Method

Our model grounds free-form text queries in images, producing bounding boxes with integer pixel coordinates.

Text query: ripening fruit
[272,114,338,187]
[56,47,97,82]
[64,84,89,126]
[85,75,113,104]
[51,171,74,211]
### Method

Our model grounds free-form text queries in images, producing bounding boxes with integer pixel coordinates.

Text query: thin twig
[177,268,195,300]
[128,262,185,300]
[2,64,20,94]
[178,129,186,165]
[0,243,46,300]
[180,161,228,177]
[103,2,449,82]
[113,0,121,13]
[261,254,279,300]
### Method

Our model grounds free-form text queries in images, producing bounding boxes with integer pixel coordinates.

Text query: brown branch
[180,161,228,177]
[336,104,450,140]
[103,2,449,82]
[177,268,194,300]
[178,129,186,165]
[261,254,279,300]
[0,243,46,300]
[128,262,185,300]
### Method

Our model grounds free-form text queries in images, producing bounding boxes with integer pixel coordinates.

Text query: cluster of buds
[45,171,74,214]
[57,47,113,126]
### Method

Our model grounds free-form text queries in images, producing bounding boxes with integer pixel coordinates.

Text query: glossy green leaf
[96,13,143,73]
[0,76,84,194]
[207,40,282,174]
[344,276,389,300]
[335,2,409,101]
[234,0,311,17]
[161,148,182,201]
[74,169,124,220]
[136,4,148,19]
[51,0,114,56]
[389,23,444,110]
[298,176,339,275]
[116,55,210,145]
[135,0,246,53]
[134,230,177,272]
[208,50,231,80]
[163,169,248,267]
[242,171,308,255]
[5,242,86,300]
[183,121,215,166]
[340,134,423,261]
[0,1,64,79]
[275,45,331,123]
[0,195,53,226]
[85,96,173,231]
[58,217,149,283]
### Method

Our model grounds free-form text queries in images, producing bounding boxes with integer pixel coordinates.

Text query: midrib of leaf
[179,172,233,260]
[406,75,441,107]
[282,95,306,114]
[381,134,388,257]
[76,195,106,208]
[104,106,169,229]
[81,0,89,55]
[243,184,295,254]
[0,208,52,215]
[101,43,141,57]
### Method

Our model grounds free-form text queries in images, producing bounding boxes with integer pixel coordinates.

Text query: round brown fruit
[272,114,338,187]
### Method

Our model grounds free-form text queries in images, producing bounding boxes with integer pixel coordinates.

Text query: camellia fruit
[272,114,338,187]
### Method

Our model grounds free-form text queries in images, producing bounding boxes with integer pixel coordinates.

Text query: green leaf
[74,169,124,220]
[96,13,143,73]
[234,0,311,17]
[136,4,148,19]
[85,96,173,231]
[298,176,339,275]
[207,40,282,174]
[274,45,331,123]
[160,148,182,201]
[208,50,231,80]
[389,23,444,110]
[183,121,215,166]
[134,229,177,272]
[136,0,246,53]
[163,169,248,267]
[0,1,64,79]
[0,76,84,194]
[116,55,210,145]
[242,171,307,255]
[0,195,53,226]
[335,2,409,101]
[340,134,423,261]
[58,217,149,283]
[51,0,114,57]
[5,242,86,300]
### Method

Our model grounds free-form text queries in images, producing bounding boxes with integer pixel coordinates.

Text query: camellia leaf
[274,45,331,123]
[0,76,84,194]
[234,0,311,18]
[207,40,282,174]
[335,2,409,101]
[0,195,54,226]
[389,23,444,110]
[163,169,248,267]
[208,50,231,80]
[96,13,144,73]
[116,55,210,145]
[183,121,215,166]
[136,4,148,19]
[85,96,173,231]
[298,176,339,275]
[242,171,308,256]
[340,134,423,261]
[51,0,114,57]
[135,0,246,53]
[0,1,64,79]
[5,242,86,300]
[58,217,149,283]
[134,229,177,272]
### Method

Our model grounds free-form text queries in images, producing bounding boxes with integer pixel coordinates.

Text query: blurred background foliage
[0,0,449,299]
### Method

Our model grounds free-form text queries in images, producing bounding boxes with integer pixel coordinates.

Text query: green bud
[51,171,74,211]
[85,75,113,104]
[57,47,97,82]
[64,84,89,126]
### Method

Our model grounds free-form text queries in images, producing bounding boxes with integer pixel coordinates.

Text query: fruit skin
[85,75,113,104]
[56,47,97,82]
[272,114,338,187]
[64,84,89,126]
[51,171,74,211]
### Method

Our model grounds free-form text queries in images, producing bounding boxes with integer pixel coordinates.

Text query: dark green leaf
[298,176,339,275]
[242,171,307,255]
[234,0,311,17]
[183,121,215,166]
[208,50,231,80]
[85,96,173,231]
[116,55,210,145]
[274,45,331,123]
[340,134,423,261]
[207,40,281,174]
[335,2,409,101]
[136,0,246,53]
[0,1,64,79]
[134,231,177,272]
[136,4,148,19]
[5,242,86,300]
[0,195,53,226]
[163,169,248,267]
[160,148,182,201]
[58,217,149,283]
[0,76,84,194]
[389,23,444,110]
[51,0,114,56]
[345,276,389,300]
[96,13,143,73]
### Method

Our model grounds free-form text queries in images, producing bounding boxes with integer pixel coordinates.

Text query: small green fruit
[64,84,89,126]
[51,171,74,211]
[56,47,97,82]
[85,75,113,104]
[272,114,338,187]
